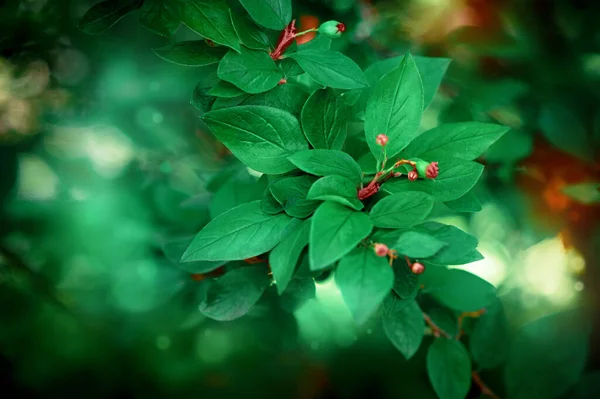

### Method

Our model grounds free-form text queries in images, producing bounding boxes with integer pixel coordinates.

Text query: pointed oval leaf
[444,190,482,213]
[153,40,227,66]
[199,266,270,321]
[269,219,311,294]
[414,222,479,265]
[427,338,472,399]
[369,192,435,229]
[239,0,292,30]
[78,0,142,35]
[336,247,394,324]
[218,48,283,94]
[270,175,319,218]
[202,105,307,174]
[392,260,420,299]
[393,231,447,258]
[208,80,247,98]
[365,53,423,161]
[213,83,309,117]
[139,0,181,37]
[288,149,362,184]
[230,11,271,50]
[382,297,425,359]
[402,122,510,161]
[182,201,292,262]
[307,175,363,210]
[209,171,265,218]
[289,50,369,90]
[301,88,347,150]
[381,159,484,202]
[309,202,373,270]
[424,268,495,312]
[180,0,241,52]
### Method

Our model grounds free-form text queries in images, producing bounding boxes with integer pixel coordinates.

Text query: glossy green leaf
[423,268,495,312]
[269,219,310,294]
[218,48,283,94]
[208,80,247,98]
[202,105,307,174]
[239,0,292,30]
[309,202,373,270]
[288,149,362,184]
[392,260,419,299]
[199,266,270,321]
[163,236,226,274]
[506,309,590,399]
[209,171,264,218]
[152,41,227,66]
[182,201,291,262]
[190,85,215,113]
[280,58,304,78]
[180,0,240,52]
[402,122,510,161]
[427,339,472,399]
[297,35,332,52]
[382,297,424,359]
[381,159,484,202]
[469,299,509,369]
[428,308,458,337]
[261,190,284,215]
[212,83,308,117]
[289,51,369,90]
[306,175,363,210]
[414,222,479,265]
[230,11,271,50]
[78,0,142,35]
[369,192,435,229]
[139,0,181,37]
[270,175,319,218]
[365,53,423,161]
[393,231,447,258]
[336,247,394,324]
[301,88,347,150]
[444,190,482,213]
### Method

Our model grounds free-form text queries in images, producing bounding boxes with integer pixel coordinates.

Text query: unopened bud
[374,243,389,257]
[278,78,287,85]
[411,262,425,274]
[426,162,439,179]
[376,134,388,147]
[319,20,345,39]
[408,170,418,181]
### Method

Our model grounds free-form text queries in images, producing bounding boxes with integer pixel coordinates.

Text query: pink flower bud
[278,78,287,85]
[411,262,425,274]
[408,170,418,181]
[426,162,439,179]
[376,134,388,147]
[374,243,389,257]
[336,23,346,33]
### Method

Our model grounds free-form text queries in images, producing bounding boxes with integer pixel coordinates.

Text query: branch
[472,371,501,399]
[423,312,451,339]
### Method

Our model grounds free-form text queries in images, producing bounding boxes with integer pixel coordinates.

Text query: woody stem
[472,371,501,399]
[423,312,451,339]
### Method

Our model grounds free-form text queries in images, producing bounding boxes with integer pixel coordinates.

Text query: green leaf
[427,339,472,399]
[423,268,495,312]
[539,103,593,162]
[270,175,319,218]
[428,308,458,337]
[469,299,509,369]
[288,51,369,90]
[364,53,423,161]
[182,201,291,262]
[484,129,533,163]
[208,80,247,98]
[402,122,510,161]
[218,48,283,94]
[279,58,304,78]
[381,159,484,202]
[163,236,225,274]
[209,171,265,218]
[190,85,215,113]
[139,0,181,37]
[393,231,447,258]
[212,83,309,117]
[180,0,241,52]
[239,0,292,30]
[336,247,394,324]
[392,260,419,299]
[562,182,600,204]
[297,35,332,52]
[261,190,284,214]
[309,202,373,270]
[369,192,435,229]
[446,249,484,265]
[78,0,142,35]
[444,190,482,213]
[288,149,362,185]
[365,55,450,109]
[505,309,590,399]
[382,297,424,359]
[230,11,271,51]
[280,278,316,313]
[202,105,307,174]
[414,222,479,265]
[306,175,363,211]
[199,266,270,321]
[269,219,310,294]
[152,40,227,66]
[300,88,347,150]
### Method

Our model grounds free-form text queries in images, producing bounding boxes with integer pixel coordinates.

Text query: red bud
[408,170,418,181]
[374,243,389,257]
[376,134,388,147]
[426,162,439,179]
[411,262,425,274]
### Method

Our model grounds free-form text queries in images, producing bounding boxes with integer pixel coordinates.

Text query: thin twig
[423,312,451,339]
[472,371,501,399]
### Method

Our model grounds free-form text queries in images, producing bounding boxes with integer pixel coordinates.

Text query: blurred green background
[1,0,599,397]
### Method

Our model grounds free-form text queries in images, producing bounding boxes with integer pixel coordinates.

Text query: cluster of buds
[373,243,425,274]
